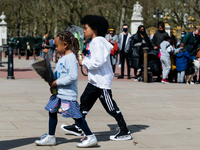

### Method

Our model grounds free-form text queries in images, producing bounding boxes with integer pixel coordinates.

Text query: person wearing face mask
[176,31,186,48]
[181,31,186,42]
[183,28,200,84]
[117,24,131,79]
[128,25,152,81]
[152,21,169,51]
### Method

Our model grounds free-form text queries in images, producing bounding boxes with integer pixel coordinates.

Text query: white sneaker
[35,134,56,146]
[77,134,98,148]
[118,64,121,68]
[110,130,132,141]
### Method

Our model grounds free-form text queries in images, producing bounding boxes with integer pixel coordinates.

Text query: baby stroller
[138,50,161,82]
[148,50,162,77]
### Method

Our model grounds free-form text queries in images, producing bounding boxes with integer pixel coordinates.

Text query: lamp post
[153,8,163,25]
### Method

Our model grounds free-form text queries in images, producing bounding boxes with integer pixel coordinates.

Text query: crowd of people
[105,21,200,84]
[17,20,200,85]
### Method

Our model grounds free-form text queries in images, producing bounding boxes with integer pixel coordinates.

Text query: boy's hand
[79,53,85,66]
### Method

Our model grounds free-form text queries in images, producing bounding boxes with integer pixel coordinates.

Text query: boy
[160,35,174,84]
[174,42,193,83]
[61,15,132,141]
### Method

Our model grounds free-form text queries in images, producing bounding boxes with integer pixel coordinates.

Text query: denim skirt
[45,94,82,119]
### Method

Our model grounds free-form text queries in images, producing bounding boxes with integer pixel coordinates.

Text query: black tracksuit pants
[79,83,128,132]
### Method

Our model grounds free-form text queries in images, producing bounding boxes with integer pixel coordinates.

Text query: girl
[34,31,98,148]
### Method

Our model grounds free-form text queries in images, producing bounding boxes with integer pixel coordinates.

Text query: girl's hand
[50,88,54,94]
[49,80,57,88]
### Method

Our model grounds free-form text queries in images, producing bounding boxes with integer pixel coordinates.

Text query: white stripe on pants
[160,56,171,79]
[103,89,114,111]
[177,71,185,83]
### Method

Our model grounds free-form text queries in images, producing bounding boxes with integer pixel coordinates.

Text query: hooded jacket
[82,36,113,89]
[174,47,193,72]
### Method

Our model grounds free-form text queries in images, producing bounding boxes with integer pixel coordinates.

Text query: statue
[132,1,143,17]
[131,1,143,35]
[0,11,6,24]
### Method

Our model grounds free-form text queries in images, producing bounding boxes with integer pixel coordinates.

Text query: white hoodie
[82,36,113,89]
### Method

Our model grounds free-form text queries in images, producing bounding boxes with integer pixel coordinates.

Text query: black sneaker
[127,76,131,79]
[117,75,124,79]
[109,130,132,141]
[61,124,82,136]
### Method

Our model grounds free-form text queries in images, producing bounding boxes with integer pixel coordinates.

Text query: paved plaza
[1,56,200,150]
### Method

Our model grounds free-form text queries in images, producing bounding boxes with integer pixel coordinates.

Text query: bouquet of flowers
[31,55,54,82]
[31,55,57,94]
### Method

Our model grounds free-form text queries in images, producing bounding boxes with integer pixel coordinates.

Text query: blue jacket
[175,48,193,72]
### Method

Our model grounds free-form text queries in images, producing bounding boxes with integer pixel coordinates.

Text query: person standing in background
[117,24,131,79]
[151,21,169,82]
[151,21,169,51]
[48,37,55,62]
[25,42,31,60]
[128,25,152,81]
[183,28,200,84]
[42,33,50,58]
[105,28,119,75]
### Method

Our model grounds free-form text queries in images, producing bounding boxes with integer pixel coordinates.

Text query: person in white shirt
[61,15,132,141]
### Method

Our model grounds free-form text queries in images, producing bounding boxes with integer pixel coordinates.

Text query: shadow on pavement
[95,124,149,141]
[0,124,148,149]
[0,137,71,150]
[65,124,149,142]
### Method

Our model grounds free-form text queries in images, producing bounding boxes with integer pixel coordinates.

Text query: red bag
[110,41,118,55]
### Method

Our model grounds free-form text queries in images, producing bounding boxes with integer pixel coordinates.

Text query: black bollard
[7,42,15,79]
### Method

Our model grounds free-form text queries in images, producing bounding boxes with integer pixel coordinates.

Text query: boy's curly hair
[80,15,109,37]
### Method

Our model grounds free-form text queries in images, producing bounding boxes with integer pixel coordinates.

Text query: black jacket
[129,32,152,69]
[152,30,169,49]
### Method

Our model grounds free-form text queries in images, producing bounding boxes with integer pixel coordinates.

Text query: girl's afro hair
[80,15,109,37]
